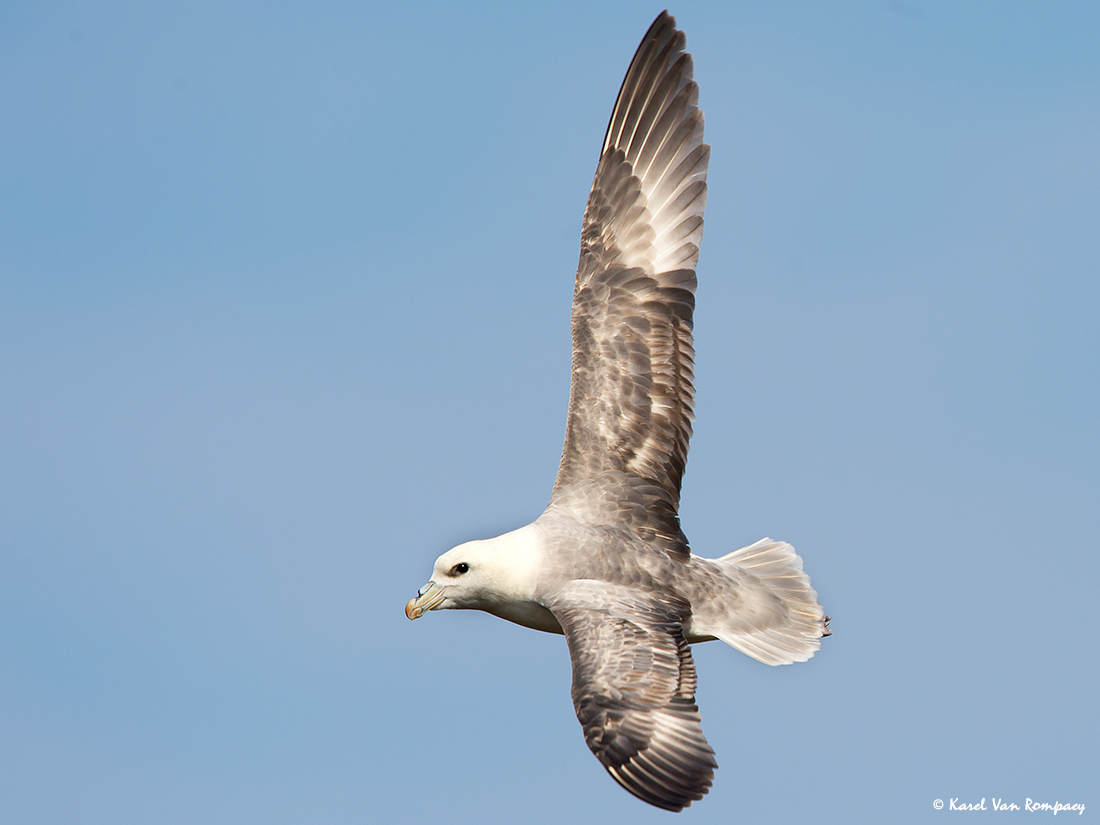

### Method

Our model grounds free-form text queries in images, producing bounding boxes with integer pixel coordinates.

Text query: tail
[690,538,830,666]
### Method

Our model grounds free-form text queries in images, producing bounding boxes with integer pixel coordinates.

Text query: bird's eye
[451,562,470,576]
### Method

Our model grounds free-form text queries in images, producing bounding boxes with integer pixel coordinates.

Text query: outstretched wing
[552,11,709,508]
[547,580,717,812]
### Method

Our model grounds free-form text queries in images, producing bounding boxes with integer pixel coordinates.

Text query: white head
[404,525,543,620]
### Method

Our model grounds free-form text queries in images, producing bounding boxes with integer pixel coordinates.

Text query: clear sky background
[2,1,1097,823]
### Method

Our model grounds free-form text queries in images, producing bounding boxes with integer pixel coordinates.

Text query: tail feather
[691,538,828,666]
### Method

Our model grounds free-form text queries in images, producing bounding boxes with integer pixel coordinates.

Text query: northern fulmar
[405,10,830,812]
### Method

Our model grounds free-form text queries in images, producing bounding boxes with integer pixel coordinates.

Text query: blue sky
[2,1,1097,823]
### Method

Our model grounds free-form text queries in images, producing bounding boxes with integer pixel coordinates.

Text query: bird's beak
[405,581,448,620]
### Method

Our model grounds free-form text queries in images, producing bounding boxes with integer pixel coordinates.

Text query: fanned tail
[692,538,830,666]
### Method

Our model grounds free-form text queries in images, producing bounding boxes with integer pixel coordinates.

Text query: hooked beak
[405,581,448,620]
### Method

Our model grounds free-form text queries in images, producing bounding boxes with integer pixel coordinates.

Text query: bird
[405,10,829,812]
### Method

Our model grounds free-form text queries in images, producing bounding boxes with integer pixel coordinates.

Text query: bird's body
[406,11,829,811]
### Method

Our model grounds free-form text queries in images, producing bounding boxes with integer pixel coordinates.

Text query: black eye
[451,562,470,576]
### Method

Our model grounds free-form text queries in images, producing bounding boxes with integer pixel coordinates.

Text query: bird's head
[404,542,490,618]
[405,527,544,621]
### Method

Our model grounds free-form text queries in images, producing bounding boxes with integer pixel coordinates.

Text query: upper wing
[552,11,709,508]
[547,580,717,812]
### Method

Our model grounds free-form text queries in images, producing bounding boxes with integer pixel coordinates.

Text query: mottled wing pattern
[552,11,709,509]
[547,580,717,812]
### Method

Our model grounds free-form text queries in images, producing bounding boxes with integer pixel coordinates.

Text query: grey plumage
[548,582,714,812]
[553,11,707,510]
[544,15,713,808]
[406,11,829,813]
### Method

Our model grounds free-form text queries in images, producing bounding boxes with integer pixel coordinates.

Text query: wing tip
[602,11,694,154]
[607,764,713,812]
[599,702,717,811]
